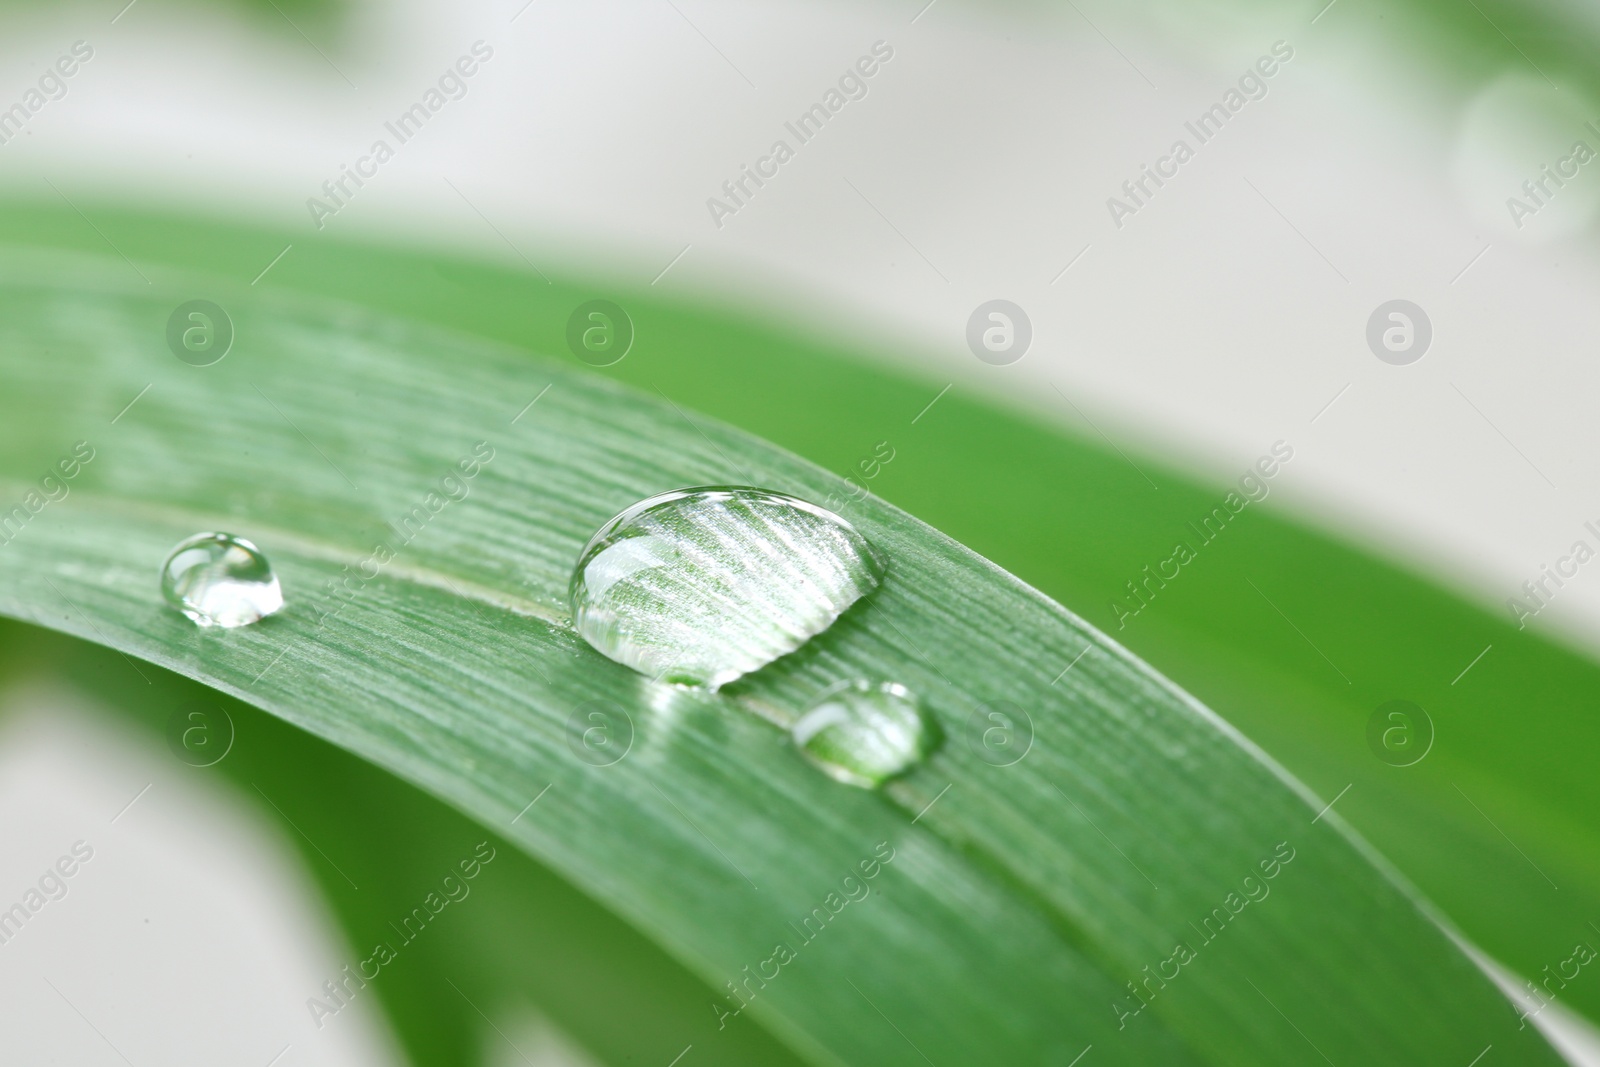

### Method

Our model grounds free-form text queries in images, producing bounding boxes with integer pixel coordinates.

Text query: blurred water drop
[160,532,283,628]
[569,486,885,688]
[1451,72,1600,242]
[792,680,935,788]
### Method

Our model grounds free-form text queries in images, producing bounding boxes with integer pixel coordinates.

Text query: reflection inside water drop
[160,532,283,628]
[792,680,936,789]
[569,486,885,689]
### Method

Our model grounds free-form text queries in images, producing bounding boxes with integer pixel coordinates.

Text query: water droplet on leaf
[792,680,935,788]
[160,532,283,628]
[570,486,885,688]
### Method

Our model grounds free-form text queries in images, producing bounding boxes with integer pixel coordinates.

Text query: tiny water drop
[792,680,936,789]
[160,532,283,628]
[570,486,885,688]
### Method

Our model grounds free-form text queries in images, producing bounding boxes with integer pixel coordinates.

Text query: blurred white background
[3,0,1600,1061]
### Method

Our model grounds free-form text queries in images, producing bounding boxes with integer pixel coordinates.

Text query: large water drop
[570,486,885,688]
[792,680,935,788]
[160,532,284,628]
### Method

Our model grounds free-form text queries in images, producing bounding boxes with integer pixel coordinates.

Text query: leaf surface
[0,252,1560,1065]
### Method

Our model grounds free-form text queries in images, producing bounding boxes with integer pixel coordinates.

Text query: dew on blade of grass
[792,680,936,788]
[160,532,283,628]
[569,486,886,689]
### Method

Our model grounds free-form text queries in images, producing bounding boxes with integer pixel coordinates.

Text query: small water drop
[792,681,935,788]
[570,486,885,688]
[160,532,283,628]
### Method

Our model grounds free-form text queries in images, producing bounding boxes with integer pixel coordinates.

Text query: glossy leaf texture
[0,252,1559,1065]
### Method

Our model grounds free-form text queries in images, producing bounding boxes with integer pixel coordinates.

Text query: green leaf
[0,617,812,1066]
[0,247,1561,1065]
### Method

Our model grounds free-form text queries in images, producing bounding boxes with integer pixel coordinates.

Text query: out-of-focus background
[5,0,1600,1061]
